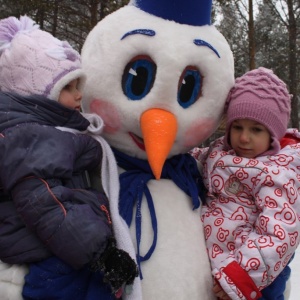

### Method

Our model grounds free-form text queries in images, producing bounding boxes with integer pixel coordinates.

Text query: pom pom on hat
[224,67,291,156]
[0,15,85,101]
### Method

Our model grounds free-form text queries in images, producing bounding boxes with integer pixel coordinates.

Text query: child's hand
[213,279,231,300]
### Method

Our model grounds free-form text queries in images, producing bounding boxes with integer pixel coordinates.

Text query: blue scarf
[113,148,205,278]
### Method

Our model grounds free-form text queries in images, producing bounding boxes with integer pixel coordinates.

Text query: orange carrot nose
[140,108,177,180]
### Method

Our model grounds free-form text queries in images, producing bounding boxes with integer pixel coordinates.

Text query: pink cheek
[184,118,218,148]
[90,99,121,134]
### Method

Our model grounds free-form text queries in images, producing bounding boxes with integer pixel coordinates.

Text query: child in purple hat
[192,67,300,300]
[0,15,138,300]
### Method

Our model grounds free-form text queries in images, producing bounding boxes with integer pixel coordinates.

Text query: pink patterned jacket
[191,128,300,300]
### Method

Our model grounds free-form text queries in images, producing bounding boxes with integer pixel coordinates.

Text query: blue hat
[130,0,212,26]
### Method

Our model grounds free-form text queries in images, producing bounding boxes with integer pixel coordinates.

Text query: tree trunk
[287,0,298,128]
[37,5,44,29]
[248,0,256,70]
[51,0,59,36]
[90,0,99,29]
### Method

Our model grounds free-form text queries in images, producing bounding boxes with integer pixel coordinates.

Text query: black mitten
[91,238,139,293]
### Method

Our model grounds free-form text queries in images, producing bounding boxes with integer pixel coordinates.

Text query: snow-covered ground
[289,246,300,299]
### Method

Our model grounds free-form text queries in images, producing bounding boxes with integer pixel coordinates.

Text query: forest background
[1,0,299,142]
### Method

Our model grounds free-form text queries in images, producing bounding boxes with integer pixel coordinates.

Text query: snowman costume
[81,0,234,299]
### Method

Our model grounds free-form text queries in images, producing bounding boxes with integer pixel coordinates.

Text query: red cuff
[223,261,262,300]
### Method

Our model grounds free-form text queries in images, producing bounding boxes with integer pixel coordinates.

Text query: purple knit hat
[0,15,85,101]
[224,67,291,156]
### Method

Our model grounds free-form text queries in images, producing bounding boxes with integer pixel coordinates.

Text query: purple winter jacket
[0,92,113,269]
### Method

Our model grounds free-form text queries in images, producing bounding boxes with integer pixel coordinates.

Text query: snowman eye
[122,57,156,100]
[177,67,202,108]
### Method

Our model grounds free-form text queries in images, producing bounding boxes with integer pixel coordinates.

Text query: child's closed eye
[63,84,72,90]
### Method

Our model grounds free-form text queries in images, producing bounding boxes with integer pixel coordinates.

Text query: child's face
[230,119,271,158]
[58,79,82,111]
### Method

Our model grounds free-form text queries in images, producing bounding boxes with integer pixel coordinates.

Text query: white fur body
[0,262,27,300]
[124,172,216,299]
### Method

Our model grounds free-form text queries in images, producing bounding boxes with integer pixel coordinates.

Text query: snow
[289,246,300,299]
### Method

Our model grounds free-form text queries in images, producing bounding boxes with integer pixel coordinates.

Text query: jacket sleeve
[212,161,300,300]
[11,177,112,269]
[0,124,113,269]
[0,200,52,264]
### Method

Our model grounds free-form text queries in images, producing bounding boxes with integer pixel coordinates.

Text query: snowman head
[81,0,234,178]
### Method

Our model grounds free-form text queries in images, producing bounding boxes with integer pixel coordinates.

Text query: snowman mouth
[129,132,146,151]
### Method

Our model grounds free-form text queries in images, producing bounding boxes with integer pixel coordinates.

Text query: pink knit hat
[0,15,85,101]
[224,67,291,156]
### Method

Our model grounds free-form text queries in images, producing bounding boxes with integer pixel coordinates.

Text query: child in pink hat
[0,15,138,300]
[192,67,300,300]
